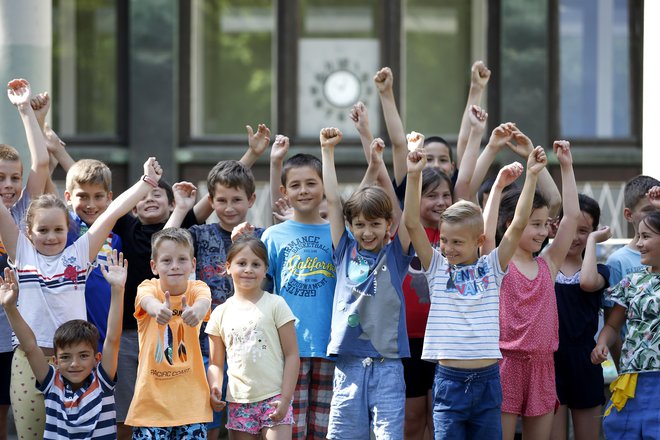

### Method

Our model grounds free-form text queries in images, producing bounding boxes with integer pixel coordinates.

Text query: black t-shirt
[113,210,200,330]
[555,263,610,349]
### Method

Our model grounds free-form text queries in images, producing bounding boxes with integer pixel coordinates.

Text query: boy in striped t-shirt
[0,250,127,440]
[403,134,546,439]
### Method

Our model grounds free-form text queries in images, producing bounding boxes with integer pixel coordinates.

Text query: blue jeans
[432,363,502,440]
[603,371,660,440]
[327,355,405,440]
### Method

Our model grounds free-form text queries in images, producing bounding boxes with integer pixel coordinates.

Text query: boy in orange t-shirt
[125,228,212,438]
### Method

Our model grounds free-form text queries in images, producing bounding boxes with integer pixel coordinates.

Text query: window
[404,0,486,137]
[52,0,120,138]
[189,0,274,137]
[559,0,632,139]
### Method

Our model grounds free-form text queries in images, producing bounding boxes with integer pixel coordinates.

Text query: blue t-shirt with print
[262,220,336,358]
[327,230,412,359]
[67,213,122,352]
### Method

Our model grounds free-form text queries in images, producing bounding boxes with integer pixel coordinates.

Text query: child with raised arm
[1,78,51,439]
[64,159,123,352]
[404,131,545,440]
[321,127,413,439]
[206,236,299,439]
[591,210,660,439]
[262,145,336,439]
[0,157,162,438]
[125,228,212,438]
[497,141,579,440]
[0,249,126,439]
[550,195,611,440]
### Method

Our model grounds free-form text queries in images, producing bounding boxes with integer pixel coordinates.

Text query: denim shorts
[327,355,405,440]
[433,362,502,440]
[603,371,660,439]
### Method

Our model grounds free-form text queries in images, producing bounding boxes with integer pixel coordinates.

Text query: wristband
[142,175,158,188]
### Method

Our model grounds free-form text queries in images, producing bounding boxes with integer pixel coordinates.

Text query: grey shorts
[115,329,139,422]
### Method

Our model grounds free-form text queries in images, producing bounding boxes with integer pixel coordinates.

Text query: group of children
[0,59,658,440]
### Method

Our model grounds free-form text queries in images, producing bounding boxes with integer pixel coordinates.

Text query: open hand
[100,250,128,288]
[247,123,271,158]
[7,78,31,107]
[171,181,198,212]
[272,197,293,223]
[0,268,18,309]
[231,221,256,242]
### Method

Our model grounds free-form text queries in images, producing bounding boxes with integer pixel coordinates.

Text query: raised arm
[7,79,50,198]
[507,128,562,217]
[468,122,514,201]
[87,157,162,261]
[454,105,488,202]
[0,201,20,261]
[647,186,660,210]
[374,67,407,185]
[269,134,289,223]
[456,61,491,168]
[349,101,374,162]
[541,141,579,277]
[164,181,198,229]
[320,127,345,248]
[580,226,612,292]
[0,268,50,384]
[403,133,434,270]
[99,250,126,379]
[239,123,271,168]
[482,162,524,255]
[497,147,546,270]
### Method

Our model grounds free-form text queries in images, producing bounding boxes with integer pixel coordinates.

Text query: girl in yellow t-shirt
[206,235,299,439]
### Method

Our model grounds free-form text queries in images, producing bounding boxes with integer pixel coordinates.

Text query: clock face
[323,70,361,108]
[298,38,380,137]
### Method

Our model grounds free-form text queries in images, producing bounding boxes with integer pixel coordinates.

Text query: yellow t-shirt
[125,279,212,427]
[206,292,296,403]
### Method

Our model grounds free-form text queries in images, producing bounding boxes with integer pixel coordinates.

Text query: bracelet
[141,175,158,188]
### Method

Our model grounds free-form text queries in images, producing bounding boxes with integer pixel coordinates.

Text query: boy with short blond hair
[125,227,212,437]
[65,159,122,352]
[262,147,336,439]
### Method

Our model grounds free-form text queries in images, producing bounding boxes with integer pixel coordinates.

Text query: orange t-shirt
[125,279,212,427]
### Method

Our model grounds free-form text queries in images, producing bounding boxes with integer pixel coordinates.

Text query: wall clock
[298,38,380,138]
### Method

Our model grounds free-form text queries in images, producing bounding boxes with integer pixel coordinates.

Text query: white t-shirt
[206,292,296,403]
[14,232,91,348]
[422,248,506,361]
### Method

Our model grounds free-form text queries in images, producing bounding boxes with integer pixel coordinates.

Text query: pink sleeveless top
[499,257,559,353]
